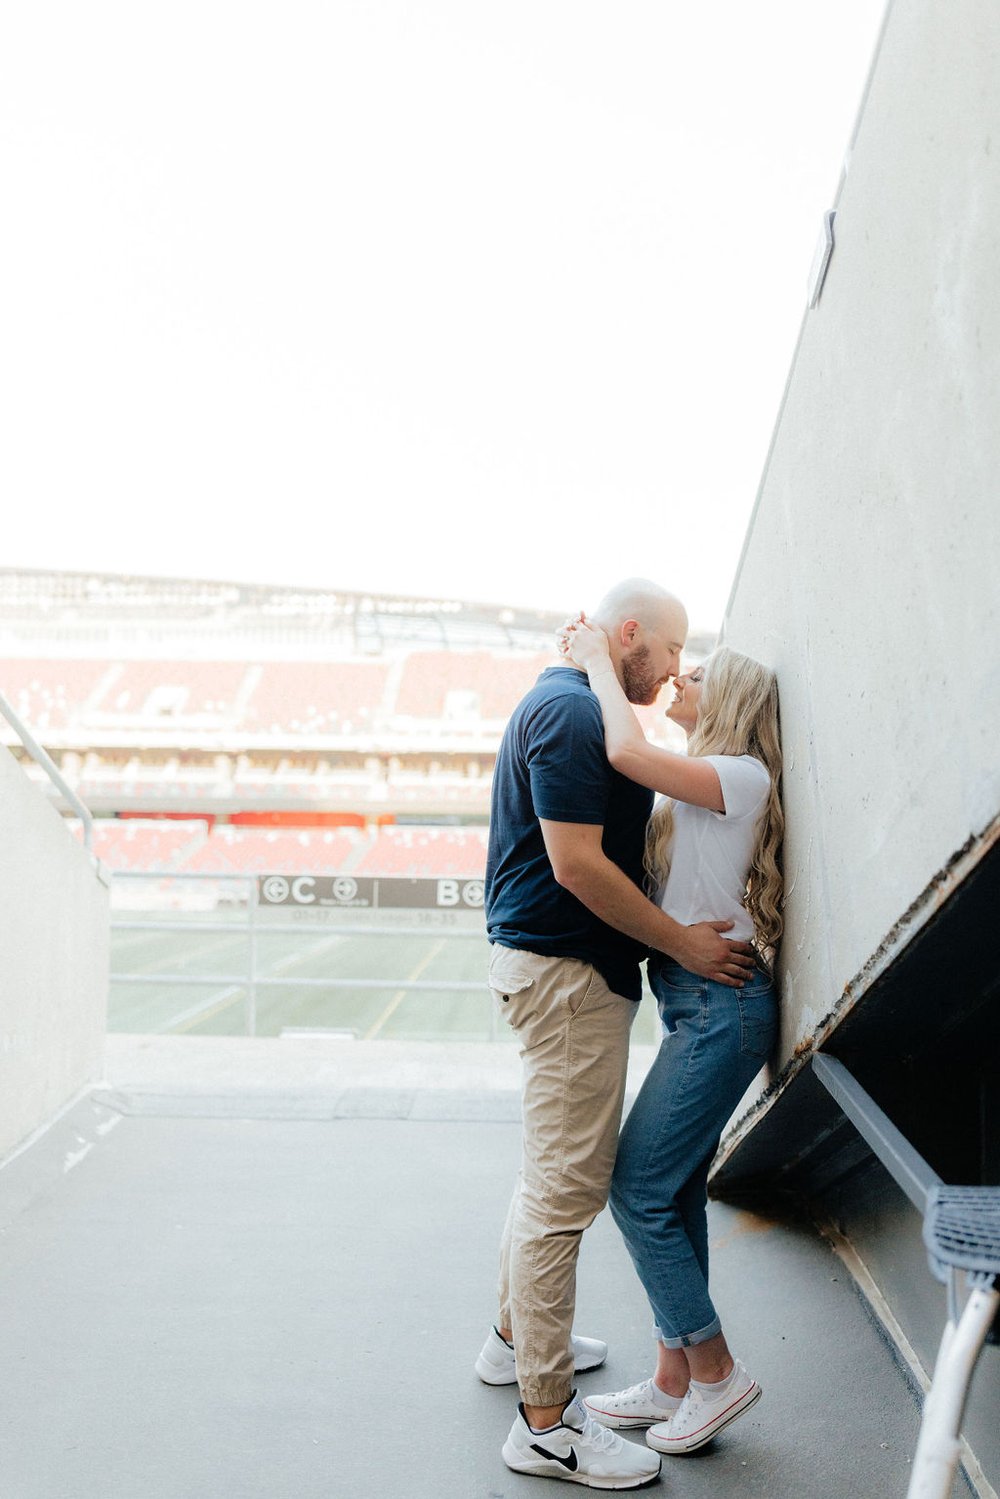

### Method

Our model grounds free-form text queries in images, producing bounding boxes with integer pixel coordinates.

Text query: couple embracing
[477,577,783,1489]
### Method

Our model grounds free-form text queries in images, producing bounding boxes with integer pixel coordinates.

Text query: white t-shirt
[657,754,770,944]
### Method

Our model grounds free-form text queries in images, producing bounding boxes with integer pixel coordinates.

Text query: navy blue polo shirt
[485,666,653,1002]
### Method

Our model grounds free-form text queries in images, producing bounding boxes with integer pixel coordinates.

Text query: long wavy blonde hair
[644,646,784,958]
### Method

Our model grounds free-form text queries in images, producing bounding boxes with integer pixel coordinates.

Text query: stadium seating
[180,826,366,875]
[242,661,390,733]
[5,647,676,828]
[1,660,111,730]
[83,819,209,871]
[6,581,692,878]
[93,661,250,719]
[2,651,562,738]
[477,652,557,719]
[78,819,487,878]
[353,826,488,878]
[394,651,552,720]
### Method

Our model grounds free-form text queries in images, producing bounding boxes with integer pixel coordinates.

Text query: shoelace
[571,1411,620,1452]
[669,1387,698,1427]
[614,1378,657,1406]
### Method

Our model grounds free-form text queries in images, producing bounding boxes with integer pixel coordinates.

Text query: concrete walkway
[0,1038,961,1499]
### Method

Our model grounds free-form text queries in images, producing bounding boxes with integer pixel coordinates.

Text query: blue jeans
[609,955,777,1348]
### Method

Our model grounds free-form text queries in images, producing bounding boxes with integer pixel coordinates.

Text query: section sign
[257,875,484,910]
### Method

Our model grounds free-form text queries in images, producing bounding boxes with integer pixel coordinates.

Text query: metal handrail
[812,1052,942,1212]
[111,973,476,992]
[112,920,477,937]
[0,689,94,850]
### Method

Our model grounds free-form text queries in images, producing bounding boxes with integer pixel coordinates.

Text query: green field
[109,905,661,1045]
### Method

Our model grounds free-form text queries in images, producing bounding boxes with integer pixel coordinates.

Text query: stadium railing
[109,869,496,1040]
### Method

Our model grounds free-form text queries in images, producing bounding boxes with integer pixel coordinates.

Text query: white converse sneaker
[646,1360,761,1454]
[503,1392,662,1488]
[476,1326,608,1386]
[584,1379,676,1429]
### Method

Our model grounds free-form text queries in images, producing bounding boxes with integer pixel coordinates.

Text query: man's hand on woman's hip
[667,921,755,988]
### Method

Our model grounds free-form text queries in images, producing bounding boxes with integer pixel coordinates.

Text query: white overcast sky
[4,1,885,630]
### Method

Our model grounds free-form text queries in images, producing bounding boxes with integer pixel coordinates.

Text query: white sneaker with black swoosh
[502,1392,662,1488]
[476,1326,608,1386]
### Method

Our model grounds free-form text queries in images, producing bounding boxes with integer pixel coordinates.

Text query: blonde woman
[558,617,783,1460]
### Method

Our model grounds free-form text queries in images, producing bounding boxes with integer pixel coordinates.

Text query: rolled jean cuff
[654,1314,722,1350]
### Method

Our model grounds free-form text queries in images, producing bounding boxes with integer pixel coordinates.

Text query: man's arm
[540,819,754,987]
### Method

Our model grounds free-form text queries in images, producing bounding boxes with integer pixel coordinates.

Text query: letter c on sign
[292,876,317,904]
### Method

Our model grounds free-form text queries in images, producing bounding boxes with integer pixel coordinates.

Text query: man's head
[590,578,688,705]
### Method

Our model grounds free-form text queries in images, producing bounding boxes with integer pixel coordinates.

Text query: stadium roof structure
[0,568,564,655]
[1,568,718,659]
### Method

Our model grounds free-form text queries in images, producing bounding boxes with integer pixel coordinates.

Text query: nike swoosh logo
[530,1442,579,1472]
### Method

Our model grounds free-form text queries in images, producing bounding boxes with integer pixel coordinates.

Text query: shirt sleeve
[704,754,770,821]
[523,691,611,825]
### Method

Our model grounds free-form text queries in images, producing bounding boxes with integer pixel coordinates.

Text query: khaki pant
[489,945,636,1407]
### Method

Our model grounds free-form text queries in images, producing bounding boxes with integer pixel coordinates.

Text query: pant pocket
[736,989,777,1059]
[563,962,601,1018]
[488,950,537,1028]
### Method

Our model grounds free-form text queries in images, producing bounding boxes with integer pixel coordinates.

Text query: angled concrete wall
[722,0,1000,1069]
[0,745,109,1159]
[716,4,1000,1485]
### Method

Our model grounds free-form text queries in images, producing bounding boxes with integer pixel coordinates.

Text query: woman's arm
[561,619,724,811]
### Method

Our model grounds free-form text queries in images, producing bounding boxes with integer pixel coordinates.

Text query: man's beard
[621,644,662,705]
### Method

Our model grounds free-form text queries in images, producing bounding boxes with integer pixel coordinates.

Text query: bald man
[478,578,755,1489]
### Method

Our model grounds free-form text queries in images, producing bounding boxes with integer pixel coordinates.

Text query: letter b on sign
[437,880,460,906]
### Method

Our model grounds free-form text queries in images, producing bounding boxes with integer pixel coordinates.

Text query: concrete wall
[722,0,1000,1072]
[717,14,1000,1476]
[0,744,109,1159]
